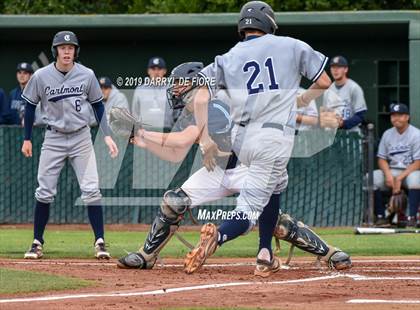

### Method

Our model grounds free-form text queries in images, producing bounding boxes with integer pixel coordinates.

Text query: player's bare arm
[393,160,420,194]
[193,86,229,171]
[132,126,200,163]
[378,157,394,189]
[297,71,332,108]
[296,113,318,126]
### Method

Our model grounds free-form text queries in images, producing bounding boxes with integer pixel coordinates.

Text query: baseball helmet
[51,31,80,59]
[166,62,204,110]
[238,1,277,39]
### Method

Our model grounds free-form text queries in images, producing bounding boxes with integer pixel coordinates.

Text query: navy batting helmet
[51,31,80,59]
[166,62,204,110]
[237,1,277,39]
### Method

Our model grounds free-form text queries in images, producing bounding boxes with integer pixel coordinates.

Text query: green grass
[0,268,91,294]
[1,227,419,259]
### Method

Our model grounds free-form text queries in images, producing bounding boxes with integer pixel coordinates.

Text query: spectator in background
[322,56,367,134]
[4,63,34,126]
[132,57,174,130]
[98,77,129,124]
[374,103,420,226]
[0,88,7,124]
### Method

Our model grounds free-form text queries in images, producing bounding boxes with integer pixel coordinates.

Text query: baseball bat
[355,227,420,235]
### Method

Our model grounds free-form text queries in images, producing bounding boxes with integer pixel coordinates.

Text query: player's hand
[337,116,344,128]
[131,129,147,148]
[385,174,394,190]
[393,176,402,194]
[21,140,33,157]
[296,94,308,108]
[200,138,231,172]
[104,136,119,158]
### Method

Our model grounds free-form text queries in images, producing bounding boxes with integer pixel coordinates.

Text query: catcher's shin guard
[119,189,191,269]
[274,213,351,269]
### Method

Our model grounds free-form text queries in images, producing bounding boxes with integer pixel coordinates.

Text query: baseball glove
[319,107,340,129]
[109,107,142,139]
[387,191,408,215]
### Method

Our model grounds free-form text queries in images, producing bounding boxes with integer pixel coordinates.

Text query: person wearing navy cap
[374,103,420,226]
[132,56,175,130]
[4,62,35,125]
[98,76,129,124]
[322,55,367,134]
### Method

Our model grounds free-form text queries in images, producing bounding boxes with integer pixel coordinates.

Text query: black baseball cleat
[328,250,352,270]
[117,252,149,269]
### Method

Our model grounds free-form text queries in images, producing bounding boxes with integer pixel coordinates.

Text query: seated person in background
[322,56,367,134]
[0,88,7,124]
[99,77,129,125]
[6,62,34,126]
[374,103,420,226]
[132,57,174,130]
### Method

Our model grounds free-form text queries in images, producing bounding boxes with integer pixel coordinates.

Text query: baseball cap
[330,56,348,67]
[16,62,34,73]
[148,57,166,69]
[390,103,409,114]
[98,77,112,88]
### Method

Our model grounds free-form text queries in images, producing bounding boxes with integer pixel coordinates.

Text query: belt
[46,125,87,134]
[237,121,298,135]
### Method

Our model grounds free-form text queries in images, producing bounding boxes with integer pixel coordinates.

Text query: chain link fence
[0,126,364,226]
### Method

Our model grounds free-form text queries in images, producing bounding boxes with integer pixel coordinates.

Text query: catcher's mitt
[109,107,142,139]
[387,191,408,215]
[319,107,340,129]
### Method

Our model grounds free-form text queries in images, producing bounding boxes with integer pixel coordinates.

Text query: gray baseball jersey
[200,34,328,126]
[132,84,173,129]
[323,78,366,120]
[22,62,103,133]
[377,124,420,169]
[104,86,129,121]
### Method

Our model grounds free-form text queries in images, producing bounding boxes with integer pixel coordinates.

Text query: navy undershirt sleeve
[24,102,36,140]
[343,110,366,130]
[91,101,112,137]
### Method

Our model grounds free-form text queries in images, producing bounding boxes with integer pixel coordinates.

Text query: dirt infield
[1,257,420,310]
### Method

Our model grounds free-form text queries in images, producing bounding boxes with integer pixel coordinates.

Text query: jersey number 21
[243,57,279,95]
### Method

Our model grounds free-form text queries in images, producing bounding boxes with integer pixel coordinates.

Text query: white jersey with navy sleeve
[22,62,103,133]
[377,124,420,169]
[200,34,328,126]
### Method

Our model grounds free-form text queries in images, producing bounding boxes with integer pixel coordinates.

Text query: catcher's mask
[166,62,204,110]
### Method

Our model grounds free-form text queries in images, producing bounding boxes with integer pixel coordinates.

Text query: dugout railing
[0,126,364,226]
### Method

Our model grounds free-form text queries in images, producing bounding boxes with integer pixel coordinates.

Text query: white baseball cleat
[95,238,111,259]
[24,239,43,259]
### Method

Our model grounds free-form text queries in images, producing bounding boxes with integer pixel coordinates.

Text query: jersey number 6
[243,57,279,95]
[74,99,81,112]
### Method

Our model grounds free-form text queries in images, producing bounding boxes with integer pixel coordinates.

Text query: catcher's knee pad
[140,188,191,268]
[273,213,331,257]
